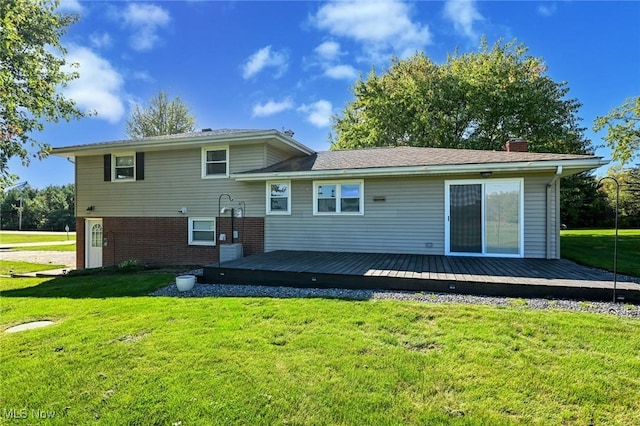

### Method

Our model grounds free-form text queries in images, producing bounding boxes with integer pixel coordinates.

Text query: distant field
[561,229,640,277]
[0,231,76,245]
[10,244,77,252]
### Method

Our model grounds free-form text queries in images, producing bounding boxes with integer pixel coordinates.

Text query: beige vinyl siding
[229,144,266,173]
[523,175,549,258]
[266,174,554,258]
[76,145,266,218]
[266,145,294,167]
[265,176,445,255]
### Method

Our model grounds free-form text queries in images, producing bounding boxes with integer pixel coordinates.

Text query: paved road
[1,250,76,268]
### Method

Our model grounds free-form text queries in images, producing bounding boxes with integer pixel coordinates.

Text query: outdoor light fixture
[480,171,493,178]
[86,205,95,212]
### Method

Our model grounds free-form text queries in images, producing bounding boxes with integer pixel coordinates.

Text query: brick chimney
[504,138,528,152]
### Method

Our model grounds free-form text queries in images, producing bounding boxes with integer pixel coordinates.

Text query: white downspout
[546,166,562,259]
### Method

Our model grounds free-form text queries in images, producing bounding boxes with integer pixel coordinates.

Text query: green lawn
[561,229,640,277]
[0,260,66,275]
[1,274,639,425]
[0,231,75,244]
[10,244,77,252]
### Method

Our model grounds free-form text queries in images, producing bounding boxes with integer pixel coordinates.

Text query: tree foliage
[332,38,591,155]
[126,91,197,139]
[0,184,75,231]
[560,173,612,229]
[0,0,85,189]
[600,167,640,227]
[593,96,640,167]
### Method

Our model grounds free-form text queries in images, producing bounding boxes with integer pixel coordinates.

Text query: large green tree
[593,96,640,167]
[0,183,74,230]
[126,91,197,139]
[0,0,85,189]
[600,166,640,227]
[332,38,591,155]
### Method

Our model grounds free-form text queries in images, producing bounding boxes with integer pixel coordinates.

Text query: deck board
[204,250,640,302]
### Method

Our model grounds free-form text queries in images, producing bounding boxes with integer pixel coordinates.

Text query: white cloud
[324,64,358,80]
[443,0,483,40]
[252,99,294,117]
[122,3,171,51]
[311,41,357,80]
[131,71,154,82]
[58,0,83,13]
[312,0,431,59]
[242,46,289,79]
[89,32,112,49]
[298,100,333,128]
[315,41,342,60]
[537,3,557,17]
[63,45,125,123]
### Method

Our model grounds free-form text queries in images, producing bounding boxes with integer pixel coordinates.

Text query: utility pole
[0,181,28,231]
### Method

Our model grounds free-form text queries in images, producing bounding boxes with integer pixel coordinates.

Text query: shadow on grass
[1,272,175,299]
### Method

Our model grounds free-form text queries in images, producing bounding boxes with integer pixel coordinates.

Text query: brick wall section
[76,217,85,269]
[94,216,264,267]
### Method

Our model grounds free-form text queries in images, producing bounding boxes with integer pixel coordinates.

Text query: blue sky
[8,0,640,188]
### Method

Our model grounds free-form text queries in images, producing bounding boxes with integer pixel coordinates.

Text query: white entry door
[86,219,103,268]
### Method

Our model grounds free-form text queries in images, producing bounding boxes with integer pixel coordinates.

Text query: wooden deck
[203,250,640,302]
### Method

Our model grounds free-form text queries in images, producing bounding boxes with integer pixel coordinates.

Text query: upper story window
[313,180,364,215]
[113,154,135,181]
[104,153,144,182]
[202,146,229,178]
[266,181,291,215]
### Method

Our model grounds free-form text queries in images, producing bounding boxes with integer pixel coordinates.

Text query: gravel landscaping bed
[151,276,640,318]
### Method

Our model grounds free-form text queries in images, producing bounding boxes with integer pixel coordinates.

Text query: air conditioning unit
[220,243,243,263]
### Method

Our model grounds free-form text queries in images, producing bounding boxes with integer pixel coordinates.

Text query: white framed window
[266,181,291,215]
[202,146,229,178]
[112,153,135,181]
[313,180,364,215]
[188,218,216,246]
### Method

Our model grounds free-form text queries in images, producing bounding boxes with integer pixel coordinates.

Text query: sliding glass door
[445,179,523,257]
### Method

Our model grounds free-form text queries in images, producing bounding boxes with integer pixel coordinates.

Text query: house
[52,129,607,269]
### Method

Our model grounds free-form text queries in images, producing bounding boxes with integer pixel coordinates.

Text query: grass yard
[10,244,77,252]
[1,273,639,425]
[561,229,640,277]
[0,231,75,245]
[0,260,66,275]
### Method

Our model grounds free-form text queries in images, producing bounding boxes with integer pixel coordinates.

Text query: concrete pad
[5,321,55,333]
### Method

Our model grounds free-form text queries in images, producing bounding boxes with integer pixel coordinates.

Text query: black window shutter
[103,154,111,181]
[136,152,145,180]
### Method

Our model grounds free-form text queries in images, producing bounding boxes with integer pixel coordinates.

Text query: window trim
[112,152,136,182]
[266,180,292,215]
[201,146,229,179]
[313,180,364,215]
[188,217,217,246]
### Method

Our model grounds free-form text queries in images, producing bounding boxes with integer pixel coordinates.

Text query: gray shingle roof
[54,128,269,150]
[242,146,599,174]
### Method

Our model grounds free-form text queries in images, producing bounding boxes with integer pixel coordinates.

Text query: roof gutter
[232,158,608,181]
